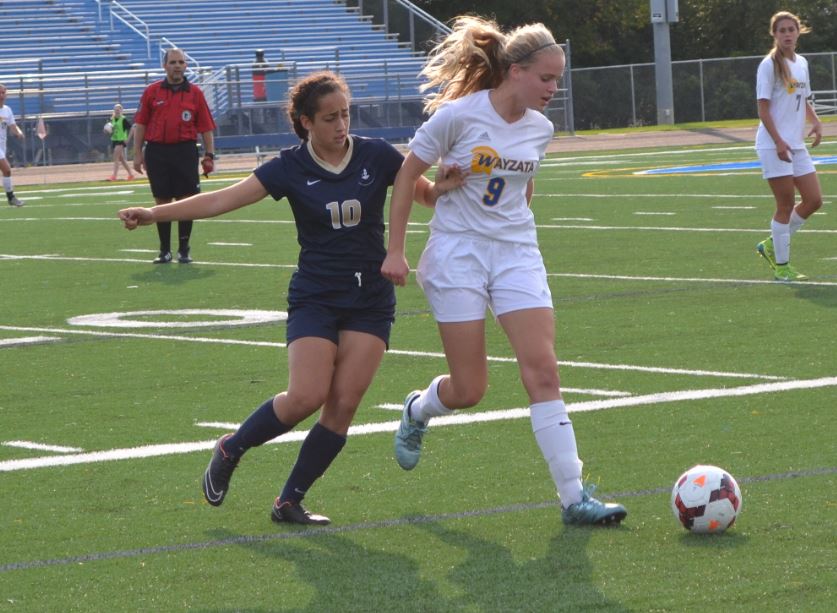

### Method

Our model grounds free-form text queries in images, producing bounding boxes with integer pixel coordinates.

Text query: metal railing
[107,0,152,59]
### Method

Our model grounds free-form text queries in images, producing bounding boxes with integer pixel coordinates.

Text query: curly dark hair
[287,71,351,140]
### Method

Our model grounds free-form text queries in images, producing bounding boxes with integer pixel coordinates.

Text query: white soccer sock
[2,176,11,193]
[412,375,453,423]
[771,218,791,264]
[530,399,584,507]
[789,209,805,235]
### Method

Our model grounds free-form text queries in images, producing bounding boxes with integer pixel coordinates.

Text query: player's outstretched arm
[119,174,268,230]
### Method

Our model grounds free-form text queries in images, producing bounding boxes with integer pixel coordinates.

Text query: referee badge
[181,110,193,121]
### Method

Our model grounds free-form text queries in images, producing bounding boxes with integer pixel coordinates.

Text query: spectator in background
[104,103,135,181]
[0,83,25,207]
[133,48,216,264]
[754,10,823,282]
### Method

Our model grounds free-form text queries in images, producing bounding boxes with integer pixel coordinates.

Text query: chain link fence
[572,51,836,130]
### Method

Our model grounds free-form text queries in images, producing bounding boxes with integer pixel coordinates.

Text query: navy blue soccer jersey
[254,136,404,275]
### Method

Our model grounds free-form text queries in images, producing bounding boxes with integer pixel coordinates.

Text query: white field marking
[712,206,756,210]
[0,336,61,347]
[541,140,835,165]
[388,348,783,380]
[3,375,835,473]
[540,144,757,166]
[120,248,158,253]
[208,242,253,247]
[539,193,772,199]
[3,441,83,453]
[537,224,837,235]
[369,385,634,409]
[3,252,836,290]
[549,271,837,288]
[0,254,297,269]
[0,217,296,225]
[58,191,133,199]
[0,324,783,381]
[19,185,147,195]
[634,212,676,216]
[0,325,288,348]
[67,309,286,329]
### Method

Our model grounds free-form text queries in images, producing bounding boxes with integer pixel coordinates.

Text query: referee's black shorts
[145,141,200,200]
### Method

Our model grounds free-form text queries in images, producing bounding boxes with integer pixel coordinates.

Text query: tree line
[413,0,835,128]
[415,0,835,67]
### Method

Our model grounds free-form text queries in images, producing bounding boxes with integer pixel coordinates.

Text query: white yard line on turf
[0,324,789,381]
[2,441,84,453]
[0,336,61,347]
[3,252,837,287]
[2,376,834,473]
[548,271,837,287]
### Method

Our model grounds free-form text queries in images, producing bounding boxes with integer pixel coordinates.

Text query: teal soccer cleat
[562,484,627,526]
[756,237,777,271]
[394,390,426,470]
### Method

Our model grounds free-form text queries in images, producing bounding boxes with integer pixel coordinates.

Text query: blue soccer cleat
[562,484,627,526]
[394,390,426,470]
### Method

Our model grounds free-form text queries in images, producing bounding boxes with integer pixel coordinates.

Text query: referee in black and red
[133,48,217,264]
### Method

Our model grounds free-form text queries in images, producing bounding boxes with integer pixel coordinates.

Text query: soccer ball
[103,122,113,135]
[671,464,741,533]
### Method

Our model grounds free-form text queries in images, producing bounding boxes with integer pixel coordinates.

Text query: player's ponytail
[768,11,810,88]
[420,16,507,114]
[420,17,560,115]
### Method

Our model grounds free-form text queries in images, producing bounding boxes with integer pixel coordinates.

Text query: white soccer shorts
[757,147,816,179]
[416,232,553,323]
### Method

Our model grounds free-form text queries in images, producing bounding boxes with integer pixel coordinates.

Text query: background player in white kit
[754,11,823,282]
[0,83,25,207]
[381,16,627,526]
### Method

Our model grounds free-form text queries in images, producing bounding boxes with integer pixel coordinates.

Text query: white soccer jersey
[409,89,554,246]
[755,54,811,150]
[0,105,17,158]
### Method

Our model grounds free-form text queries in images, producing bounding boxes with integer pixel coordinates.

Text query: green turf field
[1,138,835,611]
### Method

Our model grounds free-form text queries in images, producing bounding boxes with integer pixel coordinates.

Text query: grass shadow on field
[212,527,444,611]
[791,283,837,309]
[417,521,631,612]
[677,530,750,547]
[129,264,217,286]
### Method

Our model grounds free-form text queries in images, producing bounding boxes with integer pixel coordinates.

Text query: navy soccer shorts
[286,269,395,347]
[145,141,200,200]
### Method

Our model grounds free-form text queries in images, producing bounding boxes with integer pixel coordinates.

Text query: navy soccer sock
[225,397,293,458]
[280,423,346,504]
[178,220,193,253]
[155,221,172,254]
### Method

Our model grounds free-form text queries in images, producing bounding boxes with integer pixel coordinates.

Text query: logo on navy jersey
[181,110,192,121]
[358,167,373,186]
[306,178,321,186]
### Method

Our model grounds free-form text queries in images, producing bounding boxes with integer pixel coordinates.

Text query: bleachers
[2,0,436,164]
[109,0,426,102]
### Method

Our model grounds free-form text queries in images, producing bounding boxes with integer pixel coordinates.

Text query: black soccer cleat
[177,248,192,264]
[202,434,239,507]
[153,251,172,264]
[271,498,331,526]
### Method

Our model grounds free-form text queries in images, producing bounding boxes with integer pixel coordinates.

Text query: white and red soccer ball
[671,464,742,533]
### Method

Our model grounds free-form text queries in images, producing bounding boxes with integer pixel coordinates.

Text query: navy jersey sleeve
[252,153,289,201]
